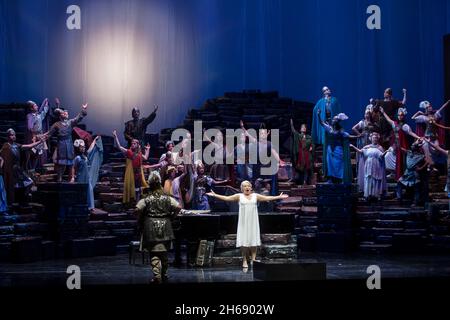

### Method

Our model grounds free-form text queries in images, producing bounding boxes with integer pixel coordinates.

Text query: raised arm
[70,103,88,126]
[402,124,421,140]
[142,144,150,161]
[112,130,128,153]
[21,137,46,150]
[256,192,289,202]
[39,98,49,116]
[401,88,407,105]
[379,107,395,127]
[240,120,257,143]
[411,111,424,120]
[350,144,363,154]
[87,135,100,154]
[437,99,450,114]
[143,105,158,127]
[352,121,362,135]
[290,119,298,134]
[425,138,449,156]
[206,190,240,202]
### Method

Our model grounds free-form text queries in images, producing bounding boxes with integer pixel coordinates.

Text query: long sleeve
[39,104,49,119]
[47,122,58,137]
[27,114,34,131]
[142,111,156,128]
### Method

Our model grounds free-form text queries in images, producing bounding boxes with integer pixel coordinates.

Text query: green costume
[136,190,180,281]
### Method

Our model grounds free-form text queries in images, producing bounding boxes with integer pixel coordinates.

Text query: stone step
[276,206,300,214]
[98,193,123,203]
[261,243,297,259]
[104,220,137,229]
[359,243,392,253]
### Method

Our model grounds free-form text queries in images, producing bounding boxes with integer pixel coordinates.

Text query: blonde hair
[240,180,252,192]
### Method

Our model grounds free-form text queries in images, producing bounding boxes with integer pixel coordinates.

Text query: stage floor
[1,252,450,287]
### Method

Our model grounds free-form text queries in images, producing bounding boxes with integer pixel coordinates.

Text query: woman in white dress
[207,180,288,269]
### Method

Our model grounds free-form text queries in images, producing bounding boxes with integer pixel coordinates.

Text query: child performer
[206,181,288,269]
[113,130,150,204]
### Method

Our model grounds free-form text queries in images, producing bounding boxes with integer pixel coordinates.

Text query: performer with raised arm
[380,107,420,180]
[44,103,88,182]
[290,119,313,185]
[112,130,150,204]
[240,120,285,195]
[124,105,158,147]
[396,139,431,206]
[207,181,288,269]
[412,100,450,145]
[25,98,49,170]
[312,86,342,145]
[72,136,103,213]
[317,109,357,184]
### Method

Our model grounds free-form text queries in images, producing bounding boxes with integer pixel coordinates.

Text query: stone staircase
[1,91,449,264]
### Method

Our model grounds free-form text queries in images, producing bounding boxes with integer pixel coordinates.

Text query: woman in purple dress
[351,132,387,201]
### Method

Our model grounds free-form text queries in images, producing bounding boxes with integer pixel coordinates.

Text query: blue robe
[322,124,352,183]
[312,97,341,145]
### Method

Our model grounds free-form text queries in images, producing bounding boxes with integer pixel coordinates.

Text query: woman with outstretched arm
[207,180,288,269]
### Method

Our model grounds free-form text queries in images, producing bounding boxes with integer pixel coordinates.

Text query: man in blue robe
[312,86,342,145]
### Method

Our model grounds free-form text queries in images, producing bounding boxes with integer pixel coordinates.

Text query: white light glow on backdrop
[58,0,203,140]
[83,27,155,129]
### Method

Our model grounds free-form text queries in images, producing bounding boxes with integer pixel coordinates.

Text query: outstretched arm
[142,144,150,161]
[206,190,240,202]
[380,107,395,127]
[401,88,407,106]
[143,105,158,127]
[240,120,257,143]
[112,130,128,154]
[290,119,298,134]
[70,103,88,126]
[350,144,363,154]
[424,138,449,156]
[352,122,362,135]
[39,98,49,116]
[437,99,450,114]
[21,137,45,150]
[87,136,100,154]
[411,111,424,120]
[256,193,289,202]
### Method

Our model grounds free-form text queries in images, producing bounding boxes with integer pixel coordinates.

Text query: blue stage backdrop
[0,0,449,137]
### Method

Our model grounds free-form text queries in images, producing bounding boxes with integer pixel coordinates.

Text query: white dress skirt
[236,193,261,247]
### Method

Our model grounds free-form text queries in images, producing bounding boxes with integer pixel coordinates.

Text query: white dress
[236,193,261,247]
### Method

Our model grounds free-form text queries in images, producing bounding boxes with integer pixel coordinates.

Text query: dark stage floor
[1,252,450,287]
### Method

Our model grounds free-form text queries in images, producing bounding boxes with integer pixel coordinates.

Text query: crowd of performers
[0,87,450,280]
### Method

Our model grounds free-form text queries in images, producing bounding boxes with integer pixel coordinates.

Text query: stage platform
[1,252,450,287]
